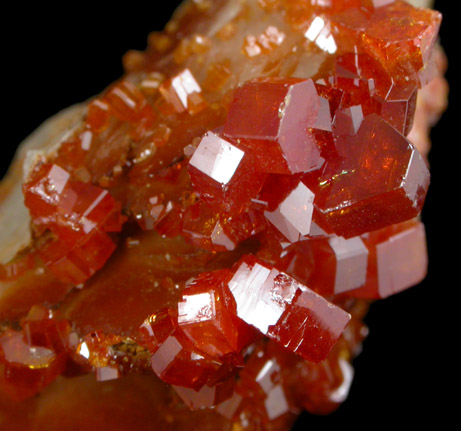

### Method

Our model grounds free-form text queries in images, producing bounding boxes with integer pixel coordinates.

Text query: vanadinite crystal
[0,0,447,430]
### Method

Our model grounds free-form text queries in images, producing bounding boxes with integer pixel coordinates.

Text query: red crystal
[0,330,60,401]
[0,307,70,401]
[0,0,445,428]
[280,234,369,296]
[23,163,71,227]
[173,378,234,410]
[22,163,124,283]
[181,201,236,251]
[38,230,116,285]
[263,180,316,242]
[188,131,266,216]
[140,308,239,392]
[267,286,351,362]
[223,77,326,174]
[159,69,207,115]
[181,201,266,252]
[332,52,418,135]
[237,351,291,421]
[360,1,442,87]
[86,99,110,132]
[294,348,354,415]
[307,114,429,237]
[177,270,247,357]
[104,81,152,124]
[351,219,427,298]
[229,256,351,362]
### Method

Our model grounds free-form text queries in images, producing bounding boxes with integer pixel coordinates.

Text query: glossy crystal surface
[22,163,124,284]
[223,77,325,174]
[306,114,430,237]
[188,131,266,216]
[350,219,428,298]
[229,256,351,362]
[0,0,444,429]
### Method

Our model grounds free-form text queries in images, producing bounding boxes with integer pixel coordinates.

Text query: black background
[1,1,456,428]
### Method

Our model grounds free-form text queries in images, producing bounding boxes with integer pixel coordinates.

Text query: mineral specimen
[0,0,447,430]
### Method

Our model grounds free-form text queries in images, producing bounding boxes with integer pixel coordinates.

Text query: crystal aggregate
[0,0,444,429]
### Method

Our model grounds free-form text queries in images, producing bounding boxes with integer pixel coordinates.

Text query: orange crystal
[22,163,125,284]
[305,114,429,237]
[0,307,70,401]
[223,77,326,174]
[0,0,445,429]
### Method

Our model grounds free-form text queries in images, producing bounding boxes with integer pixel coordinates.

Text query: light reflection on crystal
[178,292,215,325]
[265,385,290,420]
[96,366,120,382]
[328,235,368,294]
[375,221,427,297]
[305,16,337,54]
[77,341,90,360]
[173,377,234,410]
[264,182,315,242]
[151,335,183,376]
[3,0,443,424]
[223,77,325,174]
[229,260,296,333]
[80,130,93,151]
[189,132,245,185]
[255,359,280,394]
[160,69,207,114]
[171,70,201,108]
[402,148,430,207]
[329,358,354,404]
[216,392,243,420]
[0,332,55,368]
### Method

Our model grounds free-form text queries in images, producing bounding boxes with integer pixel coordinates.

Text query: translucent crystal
[223,77,326,174]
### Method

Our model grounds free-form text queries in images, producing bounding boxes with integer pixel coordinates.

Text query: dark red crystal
[0,0,444,429]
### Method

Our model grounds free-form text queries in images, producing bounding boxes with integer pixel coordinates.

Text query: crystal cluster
[22,163,125,284]
[0,1,445,430]
[0,306,70,401]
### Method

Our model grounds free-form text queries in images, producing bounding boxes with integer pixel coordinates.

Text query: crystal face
[177,270,247,357]
[228,256,351,363]
[264,181,315,242]
[360,1,441,87]
[189,132,245,186]
[306,114,430,238]
[350,219,428,298]
[22,163,124,284]
[160,69,207,115]
[188,131,266,216]
[0,0,446,430]
[223,78,325,174]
